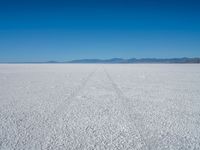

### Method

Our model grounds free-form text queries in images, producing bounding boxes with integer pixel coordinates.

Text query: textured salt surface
[0,64,200,150]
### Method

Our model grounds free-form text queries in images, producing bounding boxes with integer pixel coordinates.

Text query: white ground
[0,64,200,150]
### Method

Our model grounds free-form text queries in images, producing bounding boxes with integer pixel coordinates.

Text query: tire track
[49,67,98,117]
[103,66,151,150]
[44,67,98,149]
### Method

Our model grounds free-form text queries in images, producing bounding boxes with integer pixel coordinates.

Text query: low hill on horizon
[1,57,200,64]
[67,57,200,64]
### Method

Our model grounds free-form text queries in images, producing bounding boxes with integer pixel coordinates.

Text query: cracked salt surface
[0,64,200,150]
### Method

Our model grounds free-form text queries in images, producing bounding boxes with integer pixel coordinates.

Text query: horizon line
[0,57,200,64]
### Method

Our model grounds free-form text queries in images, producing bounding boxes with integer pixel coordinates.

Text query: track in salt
[103,66,151,150]
[44,67,98,149]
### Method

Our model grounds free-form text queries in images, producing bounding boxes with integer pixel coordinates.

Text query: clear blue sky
[0,0,200,62]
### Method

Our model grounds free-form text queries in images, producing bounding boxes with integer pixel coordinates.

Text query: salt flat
[0,64,200,150]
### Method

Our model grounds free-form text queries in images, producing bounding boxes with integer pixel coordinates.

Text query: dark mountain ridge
[67,57,200,63]
[1,57,200,64]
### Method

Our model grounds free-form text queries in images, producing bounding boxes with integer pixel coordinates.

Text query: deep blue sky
[0,0,200,62]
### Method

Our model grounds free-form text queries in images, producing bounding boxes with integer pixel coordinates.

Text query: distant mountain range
[66,57,200,63]
[1,57,200,64]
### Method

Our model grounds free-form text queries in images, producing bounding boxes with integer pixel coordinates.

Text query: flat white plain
[0,64,200,150]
